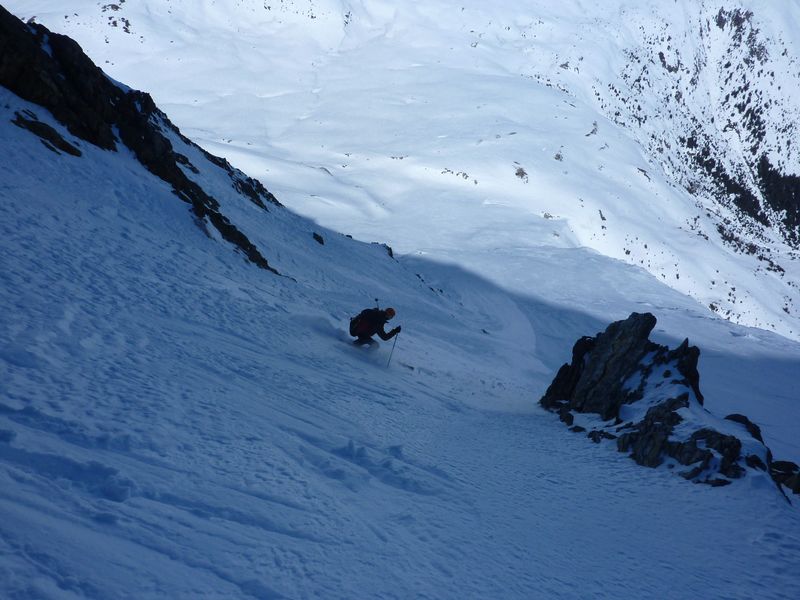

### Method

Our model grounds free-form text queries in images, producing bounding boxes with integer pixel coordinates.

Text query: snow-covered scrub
[2,4,800,600]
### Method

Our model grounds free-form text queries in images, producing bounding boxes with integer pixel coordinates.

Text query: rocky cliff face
[541,312,799,497]
[0,6,280,273]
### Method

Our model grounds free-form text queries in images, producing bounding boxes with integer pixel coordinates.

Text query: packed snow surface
[3,2,800,599]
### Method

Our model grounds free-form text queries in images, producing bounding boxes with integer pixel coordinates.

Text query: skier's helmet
[385,307,396,319]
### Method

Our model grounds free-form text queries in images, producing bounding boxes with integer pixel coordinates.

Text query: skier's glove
[392,326,401,335]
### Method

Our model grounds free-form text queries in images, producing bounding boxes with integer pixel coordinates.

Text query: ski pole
[387,332,400,368]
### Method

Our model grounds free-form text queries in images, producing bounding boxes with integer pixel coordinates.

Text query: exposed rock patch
[541,312,796,497]
[12,110,81,156]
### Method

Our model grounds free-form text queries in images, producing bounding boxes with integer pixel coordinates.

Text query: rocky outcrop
[11,110,82,156]
[541,312,796,497]
[771,460,800,495]
[0,6,279,273]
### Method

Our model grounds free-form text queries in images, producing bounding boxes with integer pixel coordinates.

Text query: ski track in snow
[2,8,800,600]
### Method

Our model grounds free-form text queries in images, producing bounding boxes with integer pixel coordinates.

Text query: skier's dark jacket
[349,308,398,341]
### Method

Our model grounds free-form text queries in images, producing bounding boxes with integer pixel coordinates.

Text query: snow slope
[2,5,800,599]
[11,0,800,340]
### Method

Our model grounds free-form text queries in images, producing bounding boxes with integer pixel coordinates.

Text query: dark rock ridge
[540,312,798,497]
[0,6,279,273]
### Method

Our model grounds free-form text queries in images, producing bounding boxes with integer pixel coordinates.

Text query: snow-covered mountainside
[2,4,800,599]
[10,0,800,340]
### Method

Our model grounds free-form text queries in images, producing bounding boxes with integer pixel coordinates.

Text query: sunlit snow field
[14,0,800,338]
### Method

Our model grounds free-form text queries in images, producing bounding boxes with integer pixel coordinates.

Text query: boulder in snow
[541,312,795,496]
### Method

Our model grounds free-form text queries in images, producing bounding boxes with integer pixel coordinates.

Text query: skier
[349,307,401,346]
